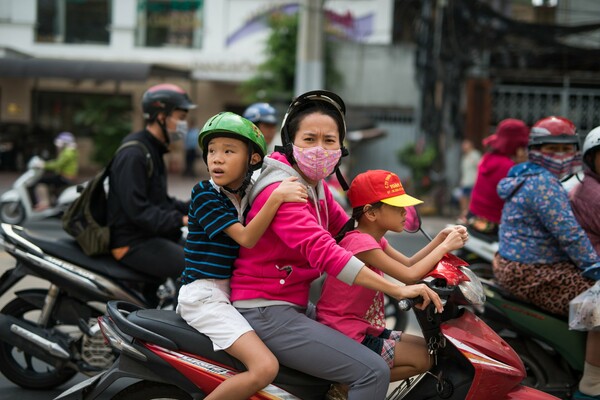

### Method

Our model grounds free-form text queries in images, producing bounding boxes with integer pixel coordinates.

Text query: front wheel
[112,381,196,400]
[0,201,26,225]
[0,297,77,389]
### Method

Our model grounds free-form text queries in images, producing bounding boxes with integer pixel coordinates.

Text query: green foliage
[398,141,437,196]
[240,12,343,103]
[74,96,132,166]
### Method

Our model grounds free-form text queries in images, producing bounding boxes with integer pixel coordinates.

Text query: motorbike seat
[18,229,161,284]
[466,225,498,244]
[127,308,333,391]
[486,279,568,322]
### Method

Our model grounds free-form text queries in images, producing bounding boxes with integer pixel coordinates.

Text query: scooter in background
[475,266,586,399]
[437,215,584,398]
[0,222,177,390]
[0,156,79,225]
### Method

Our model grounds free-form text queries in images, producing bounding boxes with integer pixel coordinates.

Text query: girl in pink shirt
[317,170,467,381]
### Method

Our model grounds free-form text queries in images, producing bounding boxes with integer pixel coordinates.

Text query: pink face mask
[292,145,342,182]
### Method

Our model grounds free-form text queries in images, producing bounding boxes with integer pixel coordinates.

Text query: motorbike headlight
[458,266,486,306]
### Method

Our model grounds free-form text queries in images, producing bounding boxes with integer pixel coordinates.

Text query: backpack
[62,140,154,256]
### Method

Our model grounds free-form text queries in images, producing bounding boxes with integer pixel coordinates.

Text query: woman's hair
[334,202,383,243]
[286,101,345,144]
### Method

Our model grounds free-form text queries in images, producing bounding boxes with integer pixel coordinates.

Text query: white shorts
[177,279,253,351]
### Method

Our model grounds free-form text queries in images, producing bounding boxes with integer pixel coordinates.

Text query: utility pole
[294,0,325,96]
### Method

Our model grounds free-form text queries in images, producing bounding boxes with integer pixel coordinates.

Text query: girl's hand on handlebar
[274,177,308,203]
[399,283,444,313]
[442,229,467,251]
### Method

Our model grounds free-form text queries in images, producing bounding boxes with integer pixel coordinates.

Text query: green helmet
[198,112,267,170]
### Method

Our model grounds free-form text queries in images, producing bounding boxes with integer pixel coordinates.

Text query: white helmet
[583,126,600,171]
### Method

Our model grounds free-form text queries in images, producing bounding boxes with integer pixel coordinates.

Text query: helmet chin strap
[157,117,171,145]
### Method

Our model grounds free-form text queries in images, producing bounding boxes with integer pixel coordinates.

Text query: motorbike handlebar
[398,296,423,311]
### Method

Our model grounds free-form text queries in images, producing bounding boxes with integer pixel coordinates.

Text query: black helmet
[280,90,347,149]
[279,90,350,189]
[142,83,196,121]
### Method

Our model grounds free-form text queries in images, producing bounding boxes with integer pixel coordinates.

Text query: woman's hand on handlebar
[397,283,444,313]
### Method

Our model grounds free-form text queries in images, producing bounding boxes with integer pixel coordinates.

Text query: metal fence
[493,84,600,133]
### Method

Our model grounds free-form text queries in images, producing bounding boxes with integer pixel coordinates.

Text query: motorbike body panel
[484,286,586,371]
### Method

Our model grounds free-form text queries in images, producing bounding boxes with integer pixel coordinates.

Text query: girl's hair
[334,202,383,243]
[286,101,345,144]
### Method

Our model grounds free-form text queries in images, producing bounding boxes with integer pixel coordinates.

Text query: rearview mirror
[404,206,421,233]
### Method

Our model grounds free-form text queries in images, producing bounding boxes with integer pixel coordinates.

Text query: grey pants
[238,305,390,400]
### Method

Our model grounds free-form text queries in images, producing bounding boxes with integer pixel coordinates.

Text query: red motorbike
[54,211,557,400]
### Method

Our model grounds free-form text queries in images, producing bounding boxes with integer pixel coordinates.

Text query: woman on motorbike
[468,118,529,234]
[493,116,600,400]
[230,90,443,400]
[570,126,600,255]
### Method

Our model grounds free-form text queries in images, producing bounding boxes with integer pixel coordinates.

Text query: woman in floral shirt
[494,116,600,400]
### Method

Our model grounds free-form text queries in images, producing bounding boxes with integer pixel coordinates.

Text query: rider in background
[316,169,467,382]
[107,83,193,283]
[30,131,79,210]
[468,119,529,235]
[243,102,280,153]
[570,126,600,255]
[493,116,600,400]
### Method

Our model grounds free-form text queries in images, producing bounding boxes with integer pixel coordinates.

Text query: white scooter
[0,156,79,225]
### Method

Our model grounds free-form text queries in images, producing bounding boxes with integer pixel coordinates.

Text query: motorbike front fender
[0,189,20,203]
[0,264,28,297]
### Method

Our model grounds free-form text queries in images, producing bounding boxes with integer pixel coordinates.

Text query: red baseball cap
[347,170,423,208]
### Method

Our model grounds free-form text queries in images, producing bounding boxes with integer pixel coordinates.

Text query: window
[136,0,203,48]
[36,0,111,44]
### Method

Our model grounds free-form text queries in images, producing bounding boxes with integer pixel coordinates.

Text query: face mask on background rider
[168,116,188,141]
[528,147,583,180]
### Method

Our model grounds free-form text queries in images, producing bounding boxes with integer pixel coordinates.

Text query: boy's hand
[274,177,308,203]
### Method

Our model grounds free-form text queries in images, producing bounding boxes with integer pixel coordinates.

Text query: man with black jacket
[107,83,195,281]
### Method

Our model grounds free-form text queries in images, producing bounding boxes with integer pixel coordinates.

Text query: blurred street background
[1,0,600,398]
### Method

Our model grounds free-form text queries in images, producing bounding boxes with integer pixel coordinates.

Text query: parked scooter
[54,208,557,400]
[0,222,177,390]
[0,156,79,225]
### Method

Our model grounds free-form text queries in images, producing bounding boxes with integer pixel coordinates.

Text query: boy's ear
[250,152,262,166]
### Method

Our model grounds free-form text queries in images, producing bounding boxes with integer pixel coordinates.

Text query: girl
[316,169,467,381]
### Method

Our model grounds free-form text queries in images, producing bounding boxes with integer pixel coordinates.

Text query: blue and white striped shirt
[181,180,242,283]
